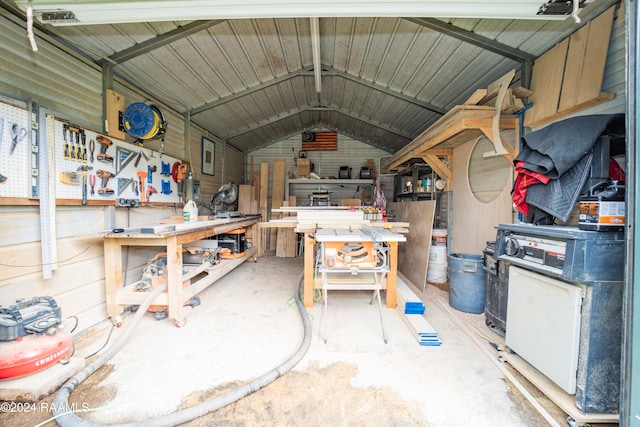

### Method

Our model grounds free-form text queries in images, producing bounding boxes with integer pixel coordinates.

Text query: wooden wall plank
[524,39,569,128]
[560,6,615,110]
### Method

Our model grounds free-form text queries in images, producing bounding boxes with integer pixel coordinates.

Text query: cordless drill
[96,169,115,195]
[95,135,113,163]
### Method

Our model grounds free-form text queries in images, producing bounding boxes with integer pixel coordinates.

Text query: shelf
[286,178,374,206]
[393,164,437,202]
[287,179,372,185]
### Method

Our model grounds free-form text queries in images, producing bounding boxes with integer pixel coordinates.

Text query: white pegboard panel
[51,118,183,204]
[0,100,30,199]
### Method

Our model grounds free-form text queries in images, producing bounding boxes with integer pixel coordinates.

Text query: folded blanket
[513,113,625,221]
[515,114,624,179]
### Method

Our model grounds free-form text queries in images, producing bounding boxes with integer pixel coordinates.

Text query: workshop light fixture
[16,0,583,25]
[310,17,322,94]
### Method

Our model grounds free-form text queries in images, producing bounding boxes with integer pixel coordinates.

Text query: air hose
[52,272,311,426]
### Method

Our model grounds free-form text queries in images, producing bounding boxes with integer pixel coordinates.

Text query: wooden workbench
[103,216,259,323]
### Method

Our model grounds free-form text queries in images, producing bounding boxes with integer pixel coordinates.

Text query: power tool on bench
[96,169,115,195]
[134,253,206,321]
[95,135,113,163]
[0,296,72,379]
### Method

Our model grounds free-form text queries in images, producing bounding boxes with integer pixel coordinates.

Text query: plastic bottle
[183,200,198,222]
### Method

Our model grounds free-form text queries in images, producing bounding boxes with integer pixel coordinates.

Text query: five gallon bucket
[448,253,486,314]
[427,229,448,284]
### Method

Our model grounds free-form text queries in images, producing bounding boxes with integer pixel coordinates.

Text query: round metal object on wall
[467,133,513,203]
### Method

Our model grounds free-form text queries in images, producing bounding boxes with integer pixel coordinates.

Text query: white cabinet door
[506,265,583,394]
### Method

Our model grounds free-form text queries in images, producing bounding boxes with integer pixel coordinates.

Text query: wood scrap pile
[463,80,532,115]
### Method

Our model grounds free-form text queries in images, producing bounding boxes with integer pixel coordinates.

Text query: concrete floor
[1,254,569,426]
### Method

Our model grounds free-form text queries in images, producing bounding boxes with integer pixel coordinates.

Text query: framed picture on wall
[202,137,215,176]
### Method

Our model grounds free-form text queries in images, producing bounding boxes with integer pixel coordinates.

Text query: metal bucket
[448,253,486,314]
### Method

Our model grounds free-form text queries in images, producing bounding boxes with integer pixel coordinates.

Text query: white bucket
[431,229,448,246]
[427,242,448,284]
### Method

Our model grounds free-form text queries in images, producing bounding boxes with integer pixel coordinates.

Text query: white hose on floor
[52,272,311,427]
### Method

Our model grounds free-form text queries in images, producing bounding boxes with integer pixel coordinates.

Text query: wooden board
[386,201,435,292]
[524,39,569,128]
[238,184,251,213]
[524,5,615,128]
[559,6,615,111]
[270,159,286,250]
[106,89,125,140]
[451,137,513,255]
[259,162,269,252]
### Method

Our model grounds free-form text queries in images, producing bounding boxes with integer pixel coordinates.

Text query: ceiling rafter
[190,65,447,117]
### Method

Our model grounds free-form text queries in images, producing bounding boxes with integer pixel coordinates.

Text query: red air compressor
[0,297,71,380]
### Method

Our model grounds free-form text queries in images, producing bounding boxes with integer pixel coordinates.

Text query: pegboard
[0,97,184,205]
[0,100,30,198]
[51,118,183,204]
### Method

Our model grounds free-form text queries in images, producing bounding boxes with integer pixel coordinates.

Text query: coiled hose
[53,272,311,426]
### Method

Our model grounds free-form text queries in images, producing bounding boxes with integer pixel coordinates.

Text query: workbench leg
[386,241,398,309]
[104,239,124,318]
[304,232,315,308]
[166,237,183,321]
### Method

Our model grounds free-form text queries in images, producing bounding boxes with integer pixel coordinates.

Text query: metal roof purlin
[404,17,536,64]
[189,66,315,115]
[107,19,227,65]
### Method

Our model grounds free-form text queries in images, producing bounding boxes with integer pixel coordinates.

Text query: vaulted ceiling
[3,0,621,154]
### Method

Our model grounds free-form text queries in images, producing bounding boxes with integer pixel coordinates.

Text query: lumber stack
[396,280,442,346]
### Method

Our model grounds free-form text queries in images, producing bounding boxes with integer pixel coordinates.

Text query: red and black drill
[96,169,115,195]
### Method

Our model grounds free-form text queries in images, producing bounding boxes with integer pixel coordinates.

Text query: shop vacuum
[0,296,71,379]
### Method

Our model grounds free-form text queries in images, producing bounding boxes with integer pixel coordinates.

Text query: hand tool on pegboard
[161,180,172,195]
[88,139,95,163]
[117,177,133,196]
[96,169,115,195]
[10,123,27,156]
[89,174,96,195]
[28,99,40,198]
[59,171,79,185]
[171,162,187,183]
[78,165,93,205]
[137,171,148,202]
[148,164,156,183]
[146,185,158,201]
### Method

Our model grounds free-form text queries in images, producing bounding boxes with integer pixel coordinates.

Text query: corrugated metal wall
[0,15,232,333]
